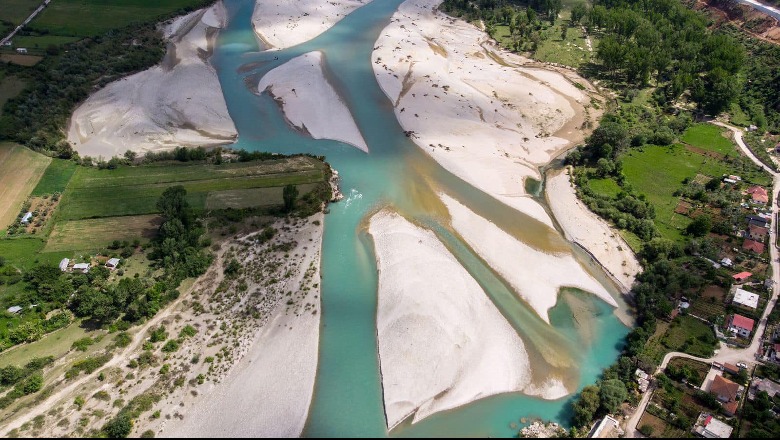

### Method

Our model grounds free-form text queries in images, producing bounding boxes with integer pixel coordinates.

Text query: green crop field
[661,315,717,358]
[0,143,51,230]
[622,144,731,241]
[57,158,327,220]
[31,158,77,196]
[29,0,211,37]
[680,124,736,157]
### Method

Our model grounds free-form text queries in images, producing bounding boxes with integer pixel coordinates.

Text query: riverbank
[0,214,323,437]
[252,0,373,50]
[368,210,531,430]
[371,0,596,227]
[257,51,369,152]
[546,168,642,294]
[67,1,237,159]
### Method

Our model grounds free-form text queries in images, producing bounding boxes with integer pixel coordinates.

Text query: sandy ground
[0,214,323,438]
[546,168,641,293]
[252,0,372,49]
[372,0,595,226]
[67,2,237,159]
[368,210,531,429]
[440,194,616,324]
[257,51,369,152]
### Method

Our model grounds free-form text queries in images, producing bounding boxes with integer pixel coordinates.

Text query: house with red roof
[709,375,743,403]
[748,224,769,241]
[747,186,769,204]
[732,271,752,283]
[728,314,755,339]
[743,238,765,254]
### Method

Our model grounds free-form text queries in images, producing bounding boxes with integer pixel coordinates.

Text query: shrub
[71,337,95,352]
[161,340,179,353]
[178,325,196,339]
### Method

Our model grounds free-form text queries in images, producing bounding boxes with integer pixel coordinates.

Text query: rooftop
[732,271,752,281]
[733,288,759,309]
[743,239,765,254]
[731,314,755,332]
[710,375,741,402]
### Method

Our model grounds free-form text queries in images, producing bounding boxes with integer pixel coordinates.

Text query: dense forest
[441,0,780,129]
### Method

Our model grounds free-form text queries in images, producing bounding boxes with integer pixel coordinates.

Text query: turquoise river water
[212,0,631,437]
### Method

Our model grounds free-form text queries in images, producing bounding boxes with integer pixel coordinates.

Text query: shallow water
[212,0,630,437]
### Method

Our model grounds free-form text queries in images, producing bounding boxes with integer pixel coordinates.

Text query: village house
[1,40,11,47]
[709,375,743,403]
[58,258,70,272]
[748,224,769,241]
[732,288,759,310]
[728,314,755,339]
[15,47,27,54]
[751,378,780,400]
[693,413,733,438]
[20,212,32,224]
[747,186,769,204]
[743,238,765,254]
[747,215,770,229]
[732,271,752,283]
[105,258,120,269]
[72,262,90,273]
[6,306,23,314]
[588,415,623,438]
[635,368,650,393]
[720,257,733,268]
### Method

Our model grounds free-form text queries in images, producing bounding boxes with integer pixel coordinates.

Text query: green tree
[686,215,712,237]
[571,3,587,24]
[599,379,628,414]
[573,385,601,427]
[156,186,191,224]
[103,413,133,438]
[283,184,299,213]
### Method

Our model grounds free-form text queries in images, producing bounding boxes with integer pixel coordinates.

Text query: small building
[723,178,737,184]
[723,363,741,375]
[747,124,758,132]
[588,415,623,438]
[694,413,733,438]
[732,271,752,283]
[747,215,770,228]
[635,368,650,393]
[720,258,733,267]
[752,378,780,399]
[15,47,27,54]
[59,258,70,272]
[732,288,759,310]
[1,40,11,47]
[747,186,769,204]
[728,175,742,182]
[6,306,23,314]
[105,258,120,269]
[20,212,32,224]
[728,314,755,339]
[748,224,769,241]
[722,400,739,417]
[710,375,742,403]
[743,238,765,254]
[72,263,90,273]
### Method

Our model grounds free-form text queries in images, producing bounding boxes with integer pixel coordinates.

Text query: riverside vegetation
[442,0,779,435]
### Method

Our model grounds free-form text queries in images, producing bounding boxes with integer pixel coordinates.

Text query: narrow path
[0,0,52,47]
[624,121,780,438]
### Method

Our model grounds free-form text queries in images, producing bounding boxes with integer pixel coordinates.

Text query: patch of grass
[622,144,731,242]
[0,323,92,368]
[44,214,160,253]
[661,315,717,358]
[31,159,77,196]
[11,35,84,51]
[587,178,622,198]
[0,0,42,26]
[0,144,52,231]
[0,76,26,116]
[29,0,214,37]
[680,124,736,157]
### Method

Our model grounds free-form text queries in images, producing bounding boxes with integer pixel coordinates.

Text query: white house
[59,258,70,272]
[105,258,120,269]
[733,288,760,310]
[694,413,733,438]
[73,263,90,273]
[21,212,32,224]
[6,306,23,314]
[1,40,11,47]
[16,47,27,54]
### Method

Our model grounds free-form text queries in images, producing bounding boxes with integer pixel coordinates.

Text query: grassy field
[44,215,161,252]
[29,0,210,37]
[57,157,327,220]
[0,0,41,27]
[205,184,320,210]
[0,76,26,116]
[10,35,83,51]
[680,124,737,157]
[0,143,51,231]
[0,322,95,369]
[0,53,43,66]
[661,315,717,358]
[622,144,731,241]
[587,178,622,198]
[30,159,77,196]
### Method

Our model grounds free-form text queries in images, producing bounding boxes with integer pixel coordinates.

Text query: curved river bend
[212,0,630,437]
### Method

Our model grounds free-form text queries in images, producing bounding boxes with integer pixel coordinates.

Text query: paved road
[624,122,780,437]
[738,0,780,21]
[0,0,52,47]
